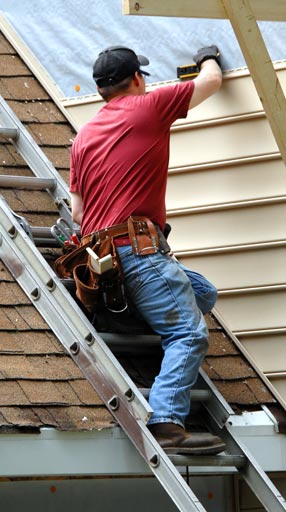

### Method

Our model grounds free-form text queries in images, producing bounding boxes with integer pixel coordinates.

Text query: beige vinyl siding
[167,202,285,250]
[167,159,285,209]
[166,65,286,404]
[169,117,278,167]
[213,290,285,332]
[180,246,286,291]
[62,64,286,405]
[240,334,286,373]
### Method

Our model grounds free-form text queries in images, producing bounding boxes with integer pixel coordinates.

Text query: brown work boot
[148,422,226,455]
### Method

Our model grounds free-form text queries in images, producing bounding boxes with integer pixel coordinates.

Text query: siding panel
[169,118,278,168]
[179,246,286,289]
[241,335,286,373]
[167,203,285,251]
[166,159,285,210]
[215,290,286,332]
[168,66,286,404]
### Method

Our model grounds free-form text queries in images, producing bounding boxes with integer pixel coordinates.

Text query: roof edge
[213,308,286,412]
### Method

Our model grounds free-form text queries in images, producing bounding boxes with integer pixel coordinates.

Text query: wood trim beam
[221,0,286,163]
[122,0,286,22]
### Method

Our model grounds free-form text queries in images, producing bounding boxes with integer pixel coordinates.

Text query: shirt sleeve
[148,81,195,127]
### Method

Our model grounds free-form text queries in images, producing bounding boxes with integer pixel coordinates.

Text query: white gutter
[227,409,286,472]
[0,411,285,478]
[0,427,149,478]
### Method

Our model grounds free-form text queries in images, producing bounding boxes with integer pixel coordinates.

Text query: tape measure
[177,63,199,80]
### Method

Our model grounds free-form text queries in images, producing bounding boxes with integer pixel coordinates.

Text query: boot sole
[163,442,226,456]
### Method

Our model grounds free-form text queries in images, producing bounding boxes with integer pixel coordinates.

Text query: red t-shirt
[70,81,194,235]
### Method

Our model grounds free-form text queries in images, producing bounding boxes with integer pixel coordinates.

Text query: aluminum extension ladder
[0,95,286,512]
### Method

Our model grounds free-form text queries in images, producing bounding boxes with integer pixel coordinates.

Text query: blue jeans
[116,246,217,428]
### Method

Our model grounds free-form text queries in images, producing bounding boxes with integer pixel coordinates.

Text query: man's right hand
[193,45,221,70]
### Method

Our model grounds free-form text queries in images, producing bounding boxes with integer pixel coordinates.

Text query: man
[70,45,225,455]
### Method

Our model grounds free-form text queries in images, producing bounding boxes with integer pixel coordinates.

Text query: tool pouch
[54,243,89,278]
[101,273,128,313]
[55,235,126,315]
[73,262,100,313]
[127,216,159,255]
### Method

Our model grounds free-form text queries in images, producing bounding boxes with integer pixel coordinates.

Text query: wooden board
[122,0,286,21]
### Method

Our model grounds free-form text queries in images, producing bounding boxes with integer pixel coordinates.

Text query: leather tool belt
[81,215,159,256]
[55,216,161,315]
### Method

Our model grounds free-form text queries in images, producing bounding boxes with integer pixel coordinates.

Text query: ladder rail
[229,425,286,512]
[206,410,286,512]
[0,196,209,512]
[197,369,233,428]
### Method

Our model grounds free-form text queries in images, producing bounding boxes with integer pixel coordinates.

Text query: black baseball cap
[93,46,150,87]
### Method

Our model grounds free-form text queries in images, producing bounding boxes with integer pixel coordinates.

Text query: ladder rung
[31,226,56,238]
[169,453,246,469]
[101,332,161,346]
[0,175,56,190]
[60,278,76,292]
[31,226,80,238]
[139,388,211,402]
[31,226,81,248]
[33,238,60,248]
[0,127,19,140]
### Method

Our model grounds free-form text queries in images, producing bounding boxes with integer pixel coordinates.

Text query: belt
[81,221,129,245]
[81,216,159,256]
[113,236,131,247]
